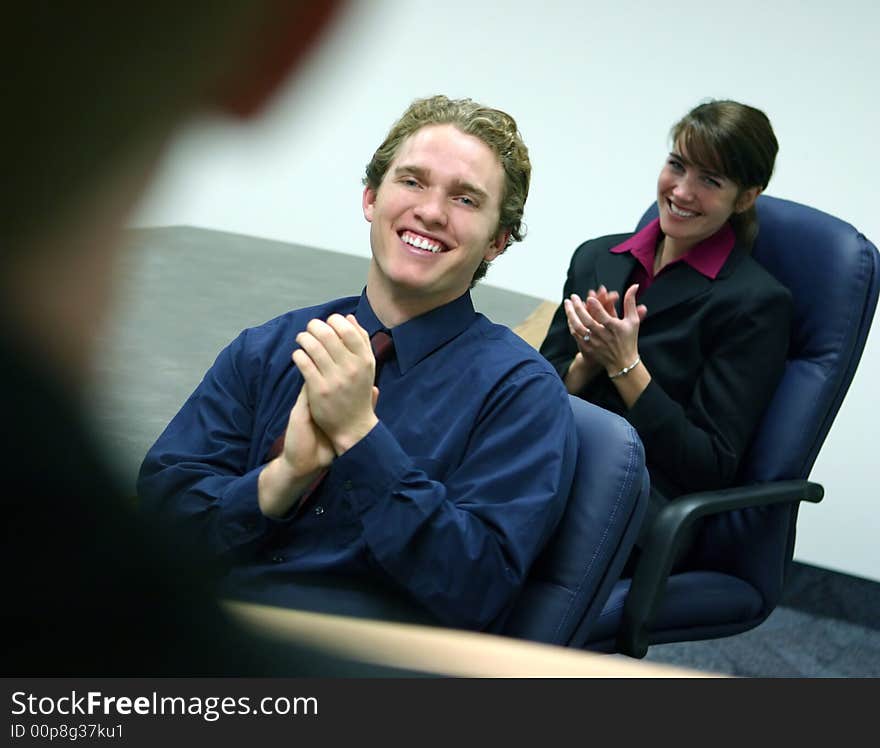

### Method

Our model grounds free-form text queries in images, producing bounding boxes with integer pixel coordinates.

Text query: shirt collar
[610,217,735,280]
[355,289,477,374]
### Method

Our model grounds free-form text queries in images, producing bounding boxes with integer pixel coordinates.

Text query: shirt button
[343,480,353,491]
[313,505,325,516]
[271,555,285,564]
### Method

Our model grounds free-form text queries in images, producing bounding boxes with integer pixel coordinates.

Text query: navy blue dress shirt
[138,290,577,631]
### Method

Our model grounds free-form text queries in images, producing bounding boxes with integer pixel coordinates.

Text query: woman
[540,99,792,545]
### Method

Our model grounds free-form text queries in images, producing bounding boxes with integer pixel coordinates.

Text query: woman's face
[656,143,756,251]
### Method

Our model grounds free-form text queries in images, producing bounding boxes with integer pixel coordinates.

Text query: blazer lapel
[595,250,637,300]
[593,239,748,319]
[594,247,708,319]
[638,245,748,318]
[638,263,711,318]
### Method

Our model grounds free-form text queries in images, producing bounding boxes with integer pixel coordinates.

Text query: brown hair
[671,99,778,247]
[365,95,531,286]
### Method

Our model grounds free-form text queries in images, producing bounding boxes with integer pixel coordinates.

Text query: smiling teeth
[669,202,698,218]
[402,232,443,253]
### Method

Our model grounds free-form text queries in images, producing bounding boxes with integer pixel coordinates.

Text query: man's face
[363,124,506,318]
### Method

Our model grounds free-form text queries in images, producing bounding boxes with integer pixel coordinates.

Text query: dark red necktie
[369,330,394,374]
[264,330,395,505]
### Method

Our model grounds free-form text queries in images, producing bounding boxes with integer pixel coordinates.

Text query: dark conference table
[90,225,547,492]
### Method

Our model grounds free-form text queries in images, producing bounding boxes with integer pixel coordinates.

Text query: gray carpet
[644,562,880,677]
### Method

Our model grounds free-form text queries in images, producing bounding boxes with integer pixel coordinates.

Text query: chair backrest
[634,195,880,615]
[503,395,650,645]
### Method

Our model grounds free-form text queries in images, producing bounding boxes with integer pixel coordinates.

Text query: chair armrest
[616,479,823,658]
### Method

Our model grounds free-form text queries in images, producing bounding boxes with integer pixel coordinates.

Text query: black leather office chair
[585,195,880,657]
[503,395,650,645]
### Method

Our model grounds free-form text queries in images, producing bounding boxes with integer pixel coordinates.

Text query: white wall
[134,0,880,581]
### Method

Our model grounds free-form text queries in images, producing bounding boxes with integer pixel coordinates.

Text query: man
[0,2,412,676]
[138,95,578,632]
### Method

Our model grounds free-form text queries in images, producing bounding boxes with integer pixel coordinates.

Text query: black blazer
[540,231,792,499]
